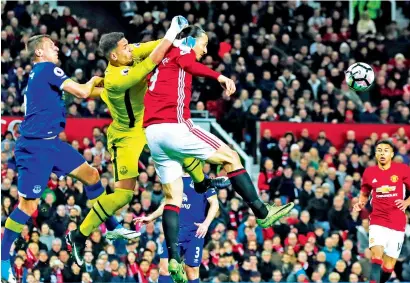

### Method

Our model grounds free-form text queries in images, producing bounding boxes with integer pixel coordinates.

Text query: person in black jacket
[259,251,276,282]
[91,259,112,283]
[295,211,315,236]
[50,205,69,238]
[267,137,288,170]
[259,129,277,159]
[328,196,350,233]
[34,250,52,282]
[299,180,314,210]
[306,187,329,232]
[269,167,294,203]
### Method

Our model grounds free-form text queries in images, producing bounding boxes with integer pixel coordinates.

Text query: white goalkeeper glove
[164,16,188,42]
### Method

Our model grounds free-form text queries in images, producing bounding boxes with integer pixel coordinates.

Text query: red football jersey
[143,46,219,127]
[361,162,410,232]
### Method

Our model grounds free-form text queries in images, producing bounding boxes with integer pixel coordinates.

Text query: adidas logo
[372,178,377,183]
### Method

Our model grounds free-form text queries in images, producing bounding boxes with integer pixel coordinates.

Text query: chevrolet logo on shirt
[375,185,396,194]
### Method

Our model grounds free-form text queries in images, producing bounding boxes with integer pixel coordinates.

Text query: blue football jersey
[180,176,217,230]
[20,62,69,138]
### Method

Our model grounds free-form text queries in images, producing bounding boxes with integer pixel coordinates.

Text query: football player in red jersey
[354,140,410,283]
[143,25,294,283]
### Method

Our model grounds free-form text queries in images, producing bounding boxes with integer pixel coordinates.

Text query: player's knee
[88,167,100,184]
[19,198,38,215]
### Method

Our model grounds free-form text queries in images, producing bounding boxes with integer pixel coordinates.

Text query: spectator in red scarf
[135,259,150,283]
[258,158,278,192]
[13,256,27,283]
[228,198,244,230]
[127,251,139,278]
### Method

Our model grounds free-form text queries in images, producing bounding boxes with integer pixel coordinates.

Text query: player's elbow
[78,89,91,99]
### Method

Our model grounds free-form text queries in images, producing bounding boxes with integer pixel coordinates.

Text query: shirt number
[149,68,159,91]
[195,247,200,258]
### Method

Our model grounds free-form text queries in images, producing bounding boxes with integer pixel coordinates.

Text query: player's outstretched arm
[176,55,236,95]
[130,40,161,60]
[148,16,188,65]
[62,76,103,99]
[120,16,188,90]
[195,195,219,239]
[134,202,165,225]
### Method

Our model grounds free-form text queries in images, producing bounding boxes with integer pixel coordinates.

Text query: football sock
[79,188,133,236]
[370,258,383,283]
[1,208,31,260]
[188,279,200,283]
[183,158,211,194]
[159,275,173,283]
[84,181,122,230]
[227,168,268,219]
[163,204,181,262]
[381,266,393,283]
[183,158,204,183]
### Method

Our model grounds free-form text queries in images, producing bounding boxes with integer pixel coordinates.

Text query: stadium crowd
[1,1,410,283]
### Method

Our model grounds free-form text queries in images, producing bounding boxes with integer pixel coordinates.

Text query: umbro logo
[372,178,378,183]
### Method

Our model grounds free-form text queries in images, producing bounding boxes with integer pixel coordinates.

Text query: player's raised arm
[130,39,161,60]
[100,16,188,91]
[148,16,188,64]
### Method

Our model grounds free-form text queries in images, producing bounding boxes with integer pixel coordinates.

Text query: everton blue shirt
[180,176,217,231]
[20,62,69,139]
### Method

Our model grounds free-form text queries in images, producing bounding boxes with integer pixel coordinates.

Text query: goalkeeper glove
[164,16,188,42]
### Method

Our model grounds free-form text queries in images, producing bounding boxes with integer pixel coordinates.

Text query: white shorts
[369,225,405,259]
[145,120,224,183]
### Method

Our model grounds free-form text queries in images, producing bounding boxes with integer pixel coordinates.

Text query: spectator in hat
[250,271,262,282]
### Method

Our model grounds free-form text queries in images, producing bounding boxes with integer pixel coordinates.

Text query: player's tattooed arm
[62,76,104,99]
[195,195,219,238]
[134,202,165,225]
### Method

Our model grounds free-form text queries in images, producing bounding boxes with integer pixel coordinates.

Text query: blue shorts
[15,136,85,199]
[160,228,204,267]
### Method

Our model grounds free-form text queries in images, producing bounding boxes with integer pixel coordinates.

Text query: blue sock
[159,275,173,283]
[188,280,199,283]
[1,208,31,260]
[105,216,122,230]
[84,180,105,199]
[84,181,122,231]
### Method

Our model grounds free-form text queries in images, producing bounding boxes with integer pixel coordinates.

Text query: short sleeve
[44,63,69,90]
[360,168,372,196]
[205,187,217,199]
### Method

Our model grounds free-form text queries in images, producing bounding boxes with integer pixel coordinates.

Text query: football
[345,62,375,92]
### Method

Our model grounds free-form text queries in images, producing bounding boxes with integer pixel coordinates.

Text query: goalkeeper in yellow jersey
[67,16,229,269]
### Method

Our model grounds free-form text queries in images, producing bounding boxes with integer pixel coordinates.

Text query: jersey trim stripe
[177,68,186,123]
[124,89,136,128]
[112,144,119,182]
